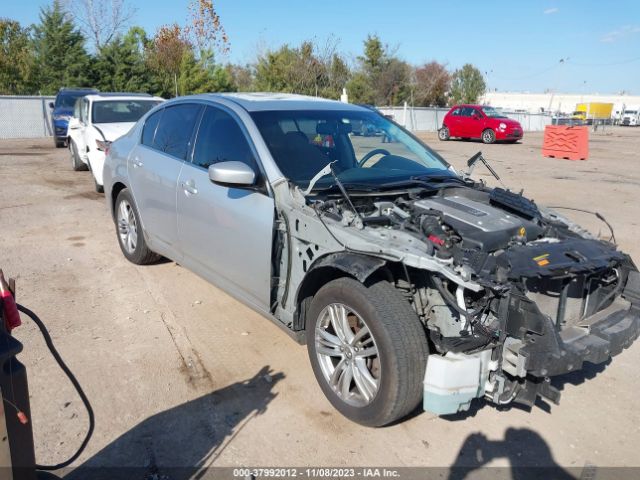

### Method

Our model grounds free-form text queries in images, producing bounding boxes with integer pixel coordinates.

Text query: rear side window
[152,103,202,160]
[142,109,162,147]
[450,108,461,116]
[192,106,256,170]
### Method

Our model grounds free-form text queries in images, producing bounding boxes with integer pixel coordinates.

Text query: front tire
[306,277,428,427]
[114,189,159,265]
[438,127,450,141]
[70,141,88,171]
[482,129,496,144]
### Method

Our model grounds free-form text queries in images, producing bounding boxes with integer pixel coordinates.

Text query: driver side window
[192,106,257,170]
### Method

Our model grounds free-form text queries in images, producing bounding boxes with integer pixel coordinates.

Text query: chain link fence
[377,106,553,132]
[0,96,56,139]
[0,97,556,140]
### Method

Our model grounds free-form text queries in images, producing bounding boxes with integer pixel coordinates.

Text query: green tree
[0,19,37,94]
[93,27,151,92]
[177,49,234,95]
[449,64,486,105]
[32,0,91,94]
[225,63,253,91]
[254,40,349,99]
[347,34,410,106]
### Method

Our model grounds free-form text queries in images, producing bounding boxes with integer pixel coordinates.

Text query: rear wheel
[70,140,88,171]
[114,189,159,265]
[482,129,496,144]
[306,277,428,427]
[54,138,66,148]
[438,127,450,141]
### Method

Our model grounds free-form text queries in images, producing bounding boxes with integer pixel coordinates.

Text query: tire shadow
[64,366,284,480]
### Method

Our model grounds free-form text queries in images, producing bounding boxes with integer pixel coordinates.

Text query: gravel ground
[0,127,639,478]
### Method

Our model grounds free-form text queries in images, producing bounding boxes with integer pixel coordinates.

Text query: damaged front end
[273,172,640,415]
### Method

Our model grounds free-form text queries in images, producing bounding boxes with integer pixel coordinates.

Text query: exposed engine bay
[300,180,640,413]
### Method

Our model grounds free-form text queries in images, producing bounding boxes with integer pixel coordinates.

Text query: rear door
[176,105,275,311]
[446,107,463,136]
[128,103,202,258]
[457,107,475,137]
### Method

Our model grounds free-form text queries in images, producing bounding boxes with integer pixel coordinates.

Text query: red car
[438,105,523,144]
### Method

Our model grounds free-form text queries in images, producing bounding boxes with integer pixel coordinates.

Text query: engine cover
[414,195,539,251]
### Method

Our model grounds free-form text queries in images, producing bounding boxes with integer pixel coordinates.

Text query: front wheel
[114,189,159,265]
[306,277,428,427]
[482,129,496,144]
[438,127,450,141]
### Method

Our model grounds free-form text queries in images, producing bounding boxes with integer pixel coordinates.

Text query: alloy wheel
[315,303,381,407]
[117,199,138,254]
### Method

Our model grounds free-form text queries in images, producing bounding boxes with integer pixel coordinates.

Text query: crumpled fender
[307,252,387,282]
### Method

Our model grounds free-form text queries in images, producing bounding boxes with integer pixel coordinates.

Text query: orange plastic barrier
[541,125,589,161]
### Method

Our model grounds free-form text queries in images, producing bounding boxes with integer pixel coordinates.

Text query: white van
[621,108,640,126]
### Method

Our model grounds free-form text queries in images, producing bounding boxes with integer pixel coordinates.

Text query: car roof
[452,104,493,108]
[186,92,370,113]
[85,94,164,102]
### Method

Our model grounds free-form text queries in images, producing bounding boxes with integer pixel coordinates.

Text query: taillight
[96,139,111,154]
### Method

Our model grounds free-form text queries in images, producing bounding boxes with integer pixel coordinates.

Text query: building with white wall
[480,92,640,118]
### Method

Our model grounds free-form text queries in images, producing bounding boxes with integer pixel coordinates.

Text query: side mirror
[68,117,80,130]
[48,102,54,109]
[208,161,256,187]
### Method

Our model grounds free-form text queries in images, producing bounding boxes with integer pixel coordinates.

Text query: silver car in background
[104,93,640,427]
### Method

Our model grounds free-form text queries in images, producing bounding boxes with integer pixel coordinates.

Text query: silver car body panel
[104,93,480,327]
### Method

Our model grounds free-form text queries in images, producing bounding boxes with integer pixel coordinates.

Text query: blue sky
[6,0,640,94]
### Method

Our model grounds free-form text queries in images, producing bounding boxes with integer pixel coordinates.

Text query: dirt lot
[1,128,639,477]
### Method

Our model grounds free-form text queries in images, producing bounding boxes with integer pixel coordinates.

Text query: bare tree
[184,0,229,54]
[413,61,451,107]
[64,0,135,50]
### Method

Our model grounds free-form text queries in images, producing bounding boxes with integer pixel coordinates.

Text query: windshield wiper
[310,182,377,193]
[379,175,466,189]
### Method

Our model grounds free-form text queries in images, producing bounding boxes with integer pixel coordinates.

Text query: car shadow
[64,366,284,480]
[448,428,578,480]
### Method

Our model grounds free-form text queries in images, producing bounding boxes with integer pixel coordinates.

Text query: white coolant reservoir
[423,350,492,415]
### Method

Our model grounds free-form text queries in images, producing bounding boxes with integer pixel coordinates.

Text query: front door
[74,98,90,161]
[177,105,274,311]
[128,103,202,258]
[468,108,486,138]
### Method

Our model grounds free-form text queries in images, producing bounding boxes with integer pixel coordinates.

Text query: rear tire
[55,138,66,148]
[114,189,159,265]
[482,129,496,144]
[70,140,88,171]
[438,127,450,141]
[306,277,428,427]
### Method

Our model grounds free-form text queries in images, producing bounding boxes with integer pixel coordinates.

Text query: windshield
[55,93,86,109]
[481,106,507,118]
[251,109,453,190]
[92,100,161,124]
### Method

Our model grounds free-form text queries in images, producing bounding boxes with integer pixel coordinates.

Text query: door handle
[132,158,143,168]
[181,180,198,195]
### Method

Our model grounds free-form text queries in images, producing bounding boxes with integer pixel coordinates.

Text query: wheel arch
[293,252,391,332]
[110,181,129,220]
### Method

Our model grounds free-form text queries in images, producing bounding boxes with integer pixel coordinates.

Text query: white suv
[68,93,164,192]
